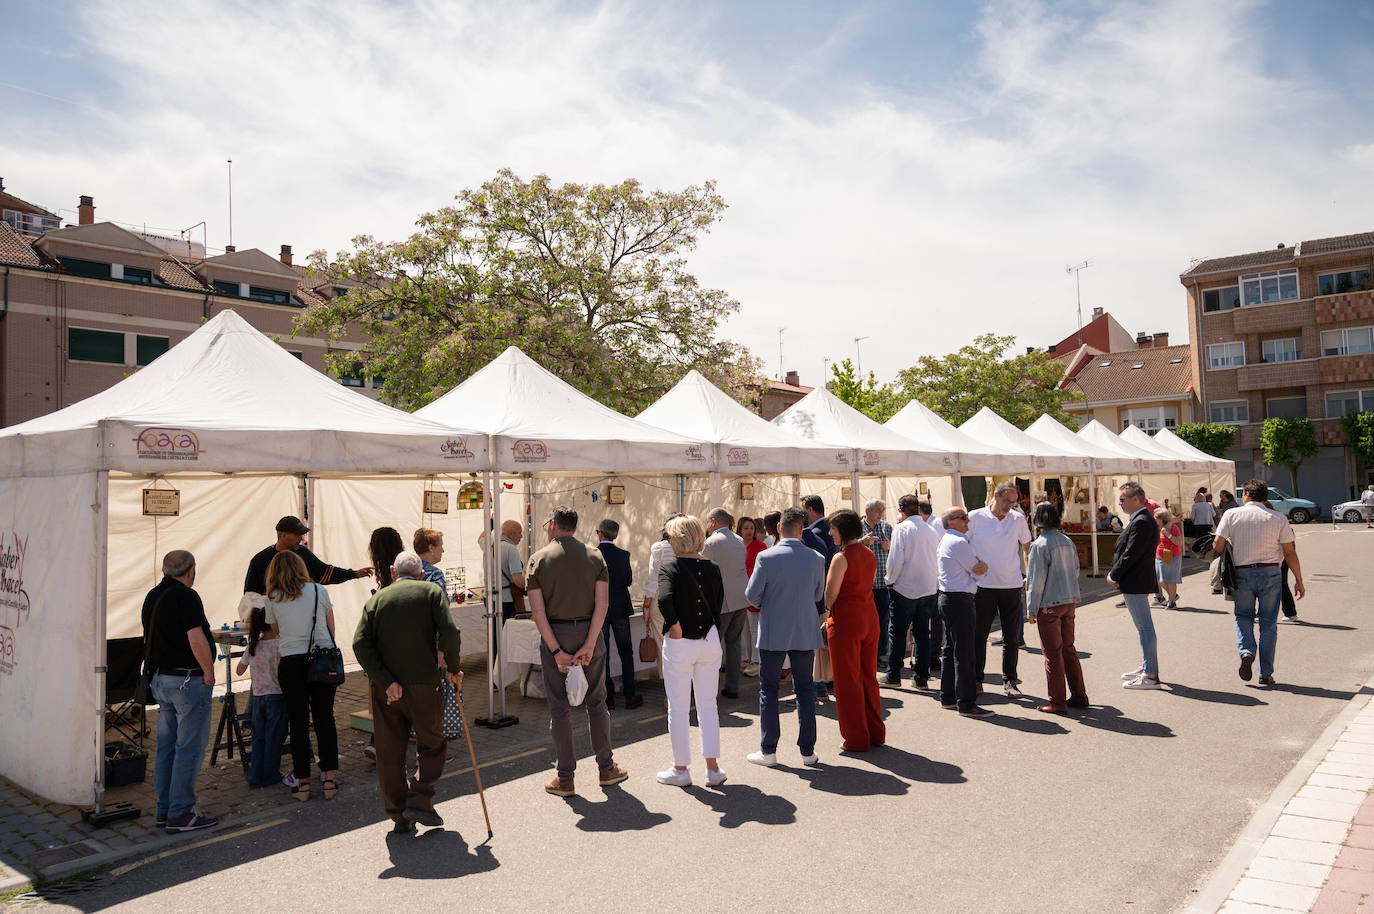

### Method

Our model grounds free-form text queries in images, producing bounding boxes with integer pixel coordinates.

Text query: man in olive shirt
[527,506,627,796]
[353,551,462,831]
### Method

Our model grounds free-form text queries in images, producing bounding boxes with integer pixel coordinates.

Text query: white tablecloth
[503,615,659,696]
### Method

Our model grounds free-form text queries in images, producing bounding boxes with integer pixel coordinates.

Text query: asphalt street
[22,526,1374,914]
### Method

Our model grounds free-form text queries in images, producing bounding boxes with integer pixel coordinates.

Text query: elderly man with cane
[354,550,463,832]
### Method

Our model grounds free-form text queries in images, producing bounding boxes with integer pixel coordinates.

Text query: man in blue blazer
[596,520,642,709]
[744,507,826,767]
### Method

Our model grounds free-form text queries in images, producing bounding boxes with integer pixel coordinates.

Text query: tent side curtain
[0,472,100,805]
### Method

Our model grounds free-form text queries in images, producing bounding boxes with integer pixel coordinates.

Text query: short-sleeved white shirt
[1214,502,1294,566]
[967,506,1032,589]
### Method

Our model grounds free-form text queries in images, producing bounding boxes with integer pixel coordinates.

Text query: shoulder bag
[502,568,527,615]
[305,584,345,686]
[132,590,171,705]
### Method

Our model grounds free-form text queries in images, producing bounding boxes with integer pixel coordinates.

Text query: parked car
[1237,487,1318,524]
[1332,499,1373,524]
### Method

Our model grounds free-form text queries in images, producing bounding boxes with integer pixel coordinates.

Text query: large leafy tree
[894,333,1081,428]
[1341,412,1374,468]
[1173,423,1237,458]
[1259,416,1319,497]
[298,169,760,413]
[828,358,901,422]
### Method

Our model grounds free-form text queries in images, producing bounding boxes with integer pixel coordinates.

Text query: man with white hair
[353,550,463,832]
[862,498,894,668]
[702,507,750,700]
[968,482,1032,698]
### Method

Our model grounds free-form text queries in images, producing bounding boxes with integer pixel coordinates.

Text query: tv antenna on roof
[1066,260,1091,334]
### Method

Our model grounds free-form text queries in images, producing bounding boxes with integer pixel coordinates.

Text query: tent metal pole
[849,468,860,511]
[491,470,506,717]
[483,467,496,721]
[92,467,110,814]
[1087,469,1100,577]
[677,475,685,512]
[952,472,964,509]
[791,475,801,508]
[1176,470,1183,516]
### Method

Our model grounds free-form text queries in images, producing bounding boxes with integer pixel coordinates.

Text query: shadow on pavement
[1285,621,1357,632]
[1260,683,1365,701]
[1073,704,1175,738]
[1167,606,1229,615]
[780,762,910,796]
[971,714,1070,736]
[683,783,797,828]
[564,784,672,832]
[380,827,499,880]
[1165,683,1267,706]
[840,745,966,784]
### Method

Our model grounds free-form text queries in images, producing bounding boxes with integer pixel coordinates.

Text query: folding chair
[105,636,149,745]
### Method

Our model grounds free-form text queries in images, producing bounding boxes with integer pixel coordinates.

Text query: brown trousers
[1035,603,1087,710]
[371,682,446,819]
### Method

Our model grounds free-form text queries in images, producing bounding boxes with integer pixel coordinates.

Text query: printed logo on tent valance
[440,437,475,461]
[727,447,751,467]
[512,440,548,464]
[833,450,850,466]
[133,428,201,461]
[862,450,880,467]
[685,444,708,462]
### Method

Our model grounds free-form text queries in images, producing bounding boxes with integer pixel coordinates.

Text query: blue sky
[4,0,1374,385]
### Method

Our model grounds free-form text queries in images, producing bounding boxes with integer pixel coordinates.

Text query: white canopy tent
[1120,425,1210,513]
[1077,420,1182,475]
[958,408,1093,476]
[772,387,960,511]
[636,370,852,508]
[884,400,1025,475]
[1025,415,1136,575]
[0,310,490,807]
[1153,428,1236,475]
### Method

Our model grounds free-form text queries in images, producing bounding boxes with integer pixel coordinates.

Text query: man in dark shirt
[596,519,641,710]
[353,550,462,832]
[800,495,834,698]
[243,515,373,594]
[141,550,217,833]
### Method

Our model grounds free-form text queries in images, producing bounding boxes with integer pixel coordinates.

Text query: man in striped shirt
[1213,479,1305,687]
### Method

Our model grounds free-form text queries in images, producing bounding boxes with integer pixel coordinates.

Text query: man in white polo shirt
[883,494,940,690]
[967,482,1032,698]
[1213,479,1305,686]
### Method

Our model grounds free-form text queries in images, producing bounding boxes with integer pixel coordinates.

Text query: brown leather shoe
[599,764,629,787]
[544,776,575,797]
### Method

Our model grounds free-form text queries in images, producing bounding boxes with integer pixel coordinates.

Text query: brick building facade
[0,189,375,428]
[1181,231,1374,509]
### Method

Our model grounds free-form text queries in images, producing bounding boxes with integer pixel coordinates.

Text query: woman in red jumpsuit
[824,508,885,751]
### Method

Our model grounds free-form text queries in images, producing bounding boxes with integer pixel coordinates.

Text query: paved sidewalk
[1190,675,1374,913]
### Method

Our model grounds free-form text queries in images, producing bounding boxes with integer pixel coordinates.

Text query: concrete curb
[0,861,36,894]
[1178,672,1374,913]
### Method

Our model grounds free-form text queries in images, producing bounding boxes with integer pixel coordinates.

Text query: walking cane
[453,690,493,840]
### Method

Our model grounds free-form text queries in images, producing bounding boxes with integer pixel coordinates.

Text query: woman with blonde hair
[266,551,340,801]
[656,514,727,787]
[1154,508,1183,609]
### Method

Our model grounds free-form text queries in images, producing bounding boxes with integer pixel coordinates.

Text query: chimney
[784,370,800,387]
[1152,332,1169,348]
[224,244,236,253]
[0,177,5,192]
[1047,344,1057,354]
[280,244,293,266]
[1135,332,1150,347]
[78,195,95,225]
[1091,306,1103,320]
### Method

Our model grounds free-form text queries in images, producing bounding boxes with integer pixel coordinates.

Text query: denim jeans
[1121,592,1159,677]
[151,674,213,820]
[246,692,287,787]
[601,613,637,699]
[873,587,892,666]
[758,649,816,756]
[1234,565,1282,678]
[886,591,934,681]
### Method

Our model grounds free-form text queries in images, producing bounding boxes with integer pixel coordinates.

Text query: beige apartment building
[0,186,377,428]
[1181,231,1374,509]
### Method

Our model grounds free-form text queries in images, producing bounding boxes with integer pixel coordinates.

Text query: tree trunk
[1289,463,1301,498]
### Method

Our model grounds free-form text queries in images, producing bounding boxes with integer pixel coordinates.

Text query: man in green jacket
[354,550,462,832]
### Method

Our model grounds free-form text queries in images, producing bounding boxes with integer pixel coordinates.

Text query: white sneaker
[1121,666,1145,681]
[743,662,759,677]
[656,767,692,787]
[747,751,778,768]
[801,753,820,767]
[1122,675,1162,690]
[705,768,728,787]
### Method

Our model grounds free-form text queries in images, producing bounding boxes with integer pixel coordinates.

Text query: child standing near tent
[237,608,287,788]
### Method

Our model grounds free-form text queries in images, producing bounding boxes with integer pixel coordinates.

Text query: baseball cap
[275,515,309,536]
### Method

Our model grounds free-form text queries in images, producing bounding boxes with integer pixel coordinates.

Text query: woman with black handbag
[266,551,342,800]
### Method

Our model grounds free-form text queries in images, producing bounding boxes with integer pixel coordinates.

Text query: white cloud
[4,0,1372,388]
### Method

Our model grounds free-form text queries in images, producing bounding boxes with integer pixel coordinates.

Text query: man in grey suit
[703,507,750,700]
[743,507,826,768]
